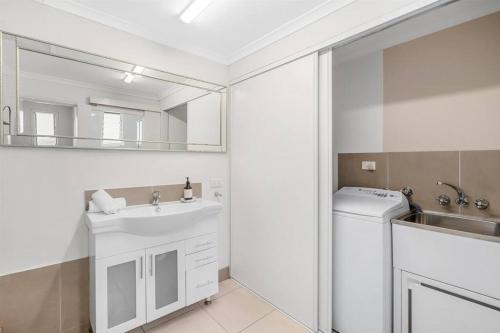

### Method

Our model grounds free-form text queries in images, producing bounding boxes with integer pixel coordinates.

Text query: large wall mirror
[0,33,226,152]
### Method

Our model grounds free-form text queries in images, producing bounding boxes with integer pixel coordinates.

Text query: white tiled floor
[139,279,311,333]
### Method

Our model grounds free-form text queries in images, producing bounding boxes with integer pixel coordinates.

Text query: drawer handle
[196,280,214,288]
[195,256,214,263]
[195,241,212,248]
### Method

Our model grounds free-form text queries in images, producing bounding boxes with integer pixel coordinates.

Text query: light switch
[210,178,223,188]
[361,161,376,171]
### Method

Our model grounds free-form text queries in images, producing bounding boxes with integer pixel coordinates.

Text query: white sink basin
[85,199,222,236]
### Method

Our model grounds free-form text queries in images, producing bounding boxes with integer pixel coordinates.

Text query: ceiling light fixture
[133,65,144,74]
[123,72,135,83]
[180,0,214,24]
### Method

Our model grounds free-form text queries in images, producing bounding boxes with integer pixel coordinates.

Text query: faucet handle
[436,195,451,206]
[474,198,489,210]
[400,186,414,198]
[152,190,160,204]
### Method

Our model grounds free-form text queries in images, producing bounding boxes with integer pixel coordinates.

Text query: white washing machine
[332,187,409,333]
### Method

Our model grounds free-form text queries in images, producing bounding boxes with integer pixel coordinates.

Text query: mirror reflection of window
[102,112,123,146]
[17,100,75,147]
[35,112,56,146]
[137,120,143,143]
[18,110,24,134]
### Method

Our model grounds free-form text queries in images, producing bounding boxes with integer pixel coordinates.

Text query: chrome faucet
[152,191,161,207]
[436,181,469,207]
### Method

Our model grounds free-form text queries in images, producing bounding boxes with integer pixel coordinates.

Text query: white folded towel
[91,189,122,214]
[88,197,127,213]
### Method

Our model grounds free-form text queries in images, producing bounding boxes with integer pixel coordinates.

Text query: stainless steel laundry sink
[392,211,500,243]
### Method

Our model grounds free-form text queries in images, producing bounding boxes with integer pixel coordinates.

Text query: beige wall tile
[85,186,153,208]
[202,288,274,333]
[105,186,153,206]
[85,183,202,209]
[152,184,185,202]
[241,310,310,333]
[62,324,90,333]
[388,152,460,213]
[152,183,202,203]
[218,266,230,282]
[461,151,500,218]
[0,264,61,333]
[338,153,388,189]
[384,12,500,152]
[61,258,89,331]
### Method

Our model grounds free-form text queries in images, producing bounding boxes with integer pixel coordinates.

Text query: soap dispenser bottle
[184,177,193,200]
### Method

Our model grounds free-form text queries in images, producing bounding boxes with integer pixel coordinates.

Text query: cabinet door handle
[150,254,153,277]
[140,257,143,279]
[421,283,500,311]
[408,289,412,333]
[195,256,213,263]
[196,280,214,288]
[195,241,212,248]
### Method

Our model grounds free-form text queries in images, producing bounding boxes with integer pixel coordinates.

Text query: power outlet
[361,161,376,171]
[209,178,223,188]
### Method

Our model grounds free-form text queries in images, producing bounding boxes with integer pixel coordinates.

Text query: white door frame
[317,49,333,333]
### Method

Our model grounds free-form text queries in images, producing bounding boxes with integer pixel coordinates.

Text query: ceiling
[35,0,356,64]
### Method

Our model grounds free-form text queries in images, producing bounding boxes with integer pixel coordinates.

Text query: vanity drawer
[186,247,217,271]
[186,233,217,254]
[186,262,219,305]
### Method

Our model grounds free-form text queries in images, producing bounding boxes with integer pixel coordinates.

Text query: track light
[123,72,134,83]
[180,0,214,24]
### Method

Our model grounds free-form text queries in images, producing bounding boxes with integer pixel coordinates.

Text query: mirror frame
[0,31,227,153]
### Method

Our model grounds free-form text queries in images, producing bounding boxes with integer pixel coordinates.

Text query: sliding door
[230,54,318,330]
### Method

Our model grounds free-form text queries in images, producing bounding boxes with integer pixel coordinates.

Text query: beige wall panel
[384,11,500,152]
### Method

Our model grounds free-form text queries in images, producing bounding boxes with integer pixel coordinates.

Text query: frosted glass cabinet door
[96,249,146,333]
[146,241,186,322]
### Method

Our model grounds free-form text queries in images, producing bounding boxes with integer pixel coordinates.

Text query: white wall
[0,0,229,276]
[229,0,442,81]
[332,51,384,154]
[0,148,229,276]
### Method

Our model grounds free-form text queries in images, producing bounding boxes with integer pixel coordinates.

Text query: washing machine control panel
[343,187,401,200]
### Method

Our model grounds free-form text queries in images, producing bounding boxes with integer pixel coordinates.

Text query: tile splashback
[338,153,388,190]
[84,183,202,209]
[0,258,88,333]
[0,257,230,333]
[338,150,500,218]
[388,152,460,214]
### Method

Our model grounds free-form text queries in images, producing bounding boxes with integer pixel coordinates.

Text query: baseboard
[218,266,230,282]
